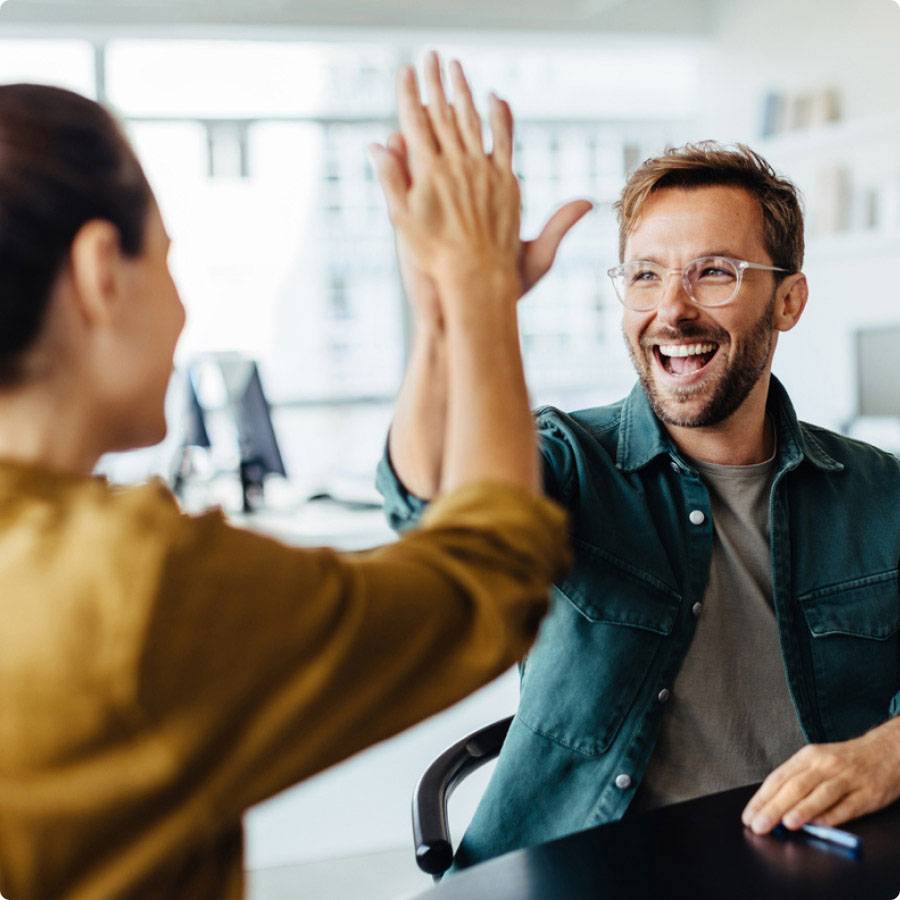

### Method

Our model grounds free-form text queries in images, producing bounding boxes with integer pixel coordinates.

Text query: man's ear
[68,220,124,327]
[773,272,808,333]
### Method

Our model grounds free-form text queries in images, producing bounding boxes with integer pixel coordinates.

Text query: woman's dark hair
[0,84,152,384]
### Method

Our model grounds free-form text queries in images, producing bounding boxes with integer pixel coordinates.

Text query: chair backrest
[411,716,512,879]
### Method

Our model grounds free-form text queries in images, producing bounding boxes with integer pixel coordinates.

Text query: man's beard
[625,295,776,428]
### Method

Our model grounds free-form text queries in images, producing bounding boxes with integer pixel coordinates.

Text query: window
[0,39,95,95]
[5,37,698,485]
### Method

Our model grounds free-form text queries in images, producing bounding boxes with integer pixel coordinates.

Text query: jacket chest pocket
[800,569,900,740]
[516,552,680,757]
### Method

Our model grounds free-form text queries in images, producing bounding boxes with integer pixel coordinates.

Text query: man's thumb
[522,199,593,289]
[369,143,408,220]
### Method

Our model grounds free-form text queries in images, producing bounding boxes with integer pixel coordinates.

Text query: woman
[0,56,568,899]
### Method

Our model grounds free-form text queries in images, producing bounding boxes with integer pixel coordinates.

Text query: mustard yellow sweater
[0,461,568,899]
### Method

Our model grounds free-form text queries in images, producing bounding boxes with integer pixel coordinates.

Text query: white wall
[696,0,900,434]
[701,0,900,141]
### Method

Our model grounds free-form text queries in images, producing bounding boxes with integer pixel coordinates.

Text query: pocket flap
[801,570,899,640]
[560,539,681,635]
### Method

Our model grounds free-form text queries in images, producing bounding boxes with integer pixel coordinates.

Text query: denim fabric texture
[376,377,900,868]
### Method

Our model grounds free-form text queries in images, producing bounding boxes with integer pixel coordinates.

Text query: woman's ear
[773,272,808,334]
[67,220,125,327]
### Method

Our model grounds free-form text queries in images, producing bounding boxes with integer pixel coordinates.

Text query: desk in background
[419,784,900,900]
[230,498,394,551]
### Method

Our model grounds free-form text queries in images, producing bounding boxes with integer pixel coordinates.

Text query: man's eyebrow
[624,249,743,265]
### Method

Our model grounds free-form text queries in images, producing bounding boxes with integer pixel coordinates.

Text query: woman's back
[0,460,566,898]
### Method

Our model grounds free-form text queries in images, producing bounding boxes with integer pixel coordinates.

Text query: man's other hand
[741,716,900,834]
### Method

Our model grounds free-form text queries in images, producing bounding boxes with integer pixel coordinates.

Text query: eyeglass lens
[613,256,740,309]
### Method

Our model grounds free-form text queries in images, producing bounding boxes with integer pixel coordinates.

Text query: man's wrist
[863,714,900,762]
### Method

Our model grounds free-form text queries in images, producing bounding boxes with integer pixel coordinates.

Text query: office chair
[412,715,512,880]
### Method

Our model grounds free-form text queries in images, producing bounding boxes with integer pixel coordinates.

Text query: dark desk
[418,785,900,900]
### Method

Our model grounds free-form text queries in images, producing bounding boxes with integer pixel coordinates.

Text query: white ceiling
[0,0,715,35]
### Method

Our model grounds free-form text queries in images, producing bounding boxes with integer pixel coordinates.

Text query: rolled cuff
[375,436,431,533]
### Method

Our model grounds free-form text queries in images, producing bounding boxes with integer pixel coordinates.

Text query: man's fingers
[423,50,462,153]
[782,779,851,829]
[489,93,514,170]
[396,65,438,166]
[386,132,412,188]
[748,769,825,834]
[448,58,484,155]
[812,790,868,828]
[521,199,593,290]
[369,143,408,220]
[742,758,804,827]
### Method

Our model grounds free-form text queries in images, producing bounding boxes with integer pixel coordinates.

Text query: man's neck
[663,374,774,467]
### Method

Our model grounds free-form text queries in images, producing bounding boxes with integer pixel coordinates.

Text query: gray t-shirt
[629,445,807,813]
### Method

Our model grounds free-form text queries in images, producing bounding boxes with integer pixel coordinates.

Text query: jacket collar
[615,375,844,474]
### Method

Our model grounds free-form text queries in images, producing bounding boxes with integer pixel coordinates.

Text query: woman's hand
[371,52,524,310]
[373,54,591,324]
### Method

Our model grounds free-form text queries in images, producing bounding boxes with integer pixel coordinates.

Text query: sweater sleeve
[136,481,569,823]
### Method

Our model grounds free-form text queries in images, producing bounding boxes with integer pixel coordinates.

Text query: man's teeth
[657,343,717,358]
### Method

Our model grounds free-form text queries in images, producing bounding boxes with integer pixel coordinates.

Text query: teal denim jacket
[376,377,900,869]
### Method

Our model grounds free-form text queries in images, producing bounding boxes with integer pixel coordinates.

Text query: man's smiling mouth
[652,342,720,377]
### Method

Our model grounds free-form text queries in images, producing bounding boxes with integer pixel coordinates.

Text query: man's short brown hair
[615,141,804,275]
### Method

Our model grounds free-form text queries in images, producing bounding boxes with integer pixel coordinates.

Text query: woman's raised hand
[372,53,592,321]
[371,52,523,309]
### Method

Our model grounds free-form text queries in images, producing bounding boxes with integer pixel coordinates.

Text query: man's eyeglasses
[606,255,789,311]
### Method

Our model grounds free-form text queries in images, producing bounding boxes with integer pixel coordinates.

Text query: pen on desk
[772,821,862,852]
[797,823,861,851]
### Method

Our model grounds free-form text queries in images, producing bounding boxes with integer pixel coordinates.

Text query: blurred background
[1,0,898,897]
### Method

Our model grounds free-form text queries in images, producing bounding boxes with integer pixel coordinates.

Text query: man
[377,136,900,867]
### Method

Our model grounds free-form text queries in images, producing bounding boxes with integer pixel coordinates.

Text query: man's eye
[698,267,733,279]
[630,269,658,284]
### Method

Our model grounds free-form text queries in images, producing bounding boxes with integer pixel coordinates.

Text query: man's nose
[654,271,699,328]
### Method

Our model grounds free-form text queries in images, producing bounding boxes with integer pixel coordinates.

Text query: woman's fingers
[448,59,484,155]
[489,93,514,171]
[396,66,438,170]
[422,51,463,154]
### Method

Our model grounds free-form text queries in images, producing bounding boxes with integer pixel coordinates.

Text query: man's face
[621,185,780,429]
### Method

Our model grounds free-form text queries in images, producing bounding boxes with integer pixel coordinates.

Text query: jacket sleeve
[893,564,900,719]
[375,436,431,534]
[376,413,576,534]
[136,481,570,826]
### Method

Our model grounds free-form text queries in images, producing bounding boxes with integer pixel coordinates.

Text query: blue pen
[772,822,862,852]
[798,823,862,851]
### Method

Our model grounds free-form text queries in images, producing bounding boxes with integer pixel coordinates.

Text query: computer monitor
[856,324,900,418]
[184,371,211,450]
[205,354,287,512]
[171,370,212,497]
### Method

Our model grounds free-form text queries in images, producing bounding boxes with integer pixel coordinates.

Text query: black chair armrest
[412,716,513,878]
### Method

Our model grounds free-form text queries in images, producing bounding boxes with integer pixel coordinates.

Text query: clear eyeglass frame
[606,255,789,311]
